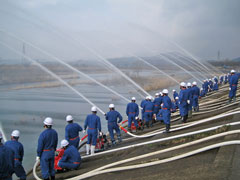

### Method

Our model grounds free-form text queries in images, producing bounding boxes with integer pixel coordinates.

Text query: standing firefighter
[179,82,189,123]
[153,93,162,117]
[229,70,239,103]
[140,96,148,120]
[0,132,15,180]
[161,89,172,133]
[58,140,81,170]
[5,130,26,180]
[37,117,58,180]
[65,115,83,148]
[106,104,123,145]
[187,82,193,118]
[192,81,200,112]
[126,97,139,131]
[84,106,102,155]
[143,96,154,128]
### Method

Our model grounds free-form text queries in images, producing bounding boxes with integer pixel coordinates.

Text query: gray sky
[0,0,239,61]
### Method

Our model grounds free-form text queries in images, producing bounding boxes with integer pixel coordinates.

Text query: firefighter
[58,140,81,170]
[172,89,179,100]
[0,132,15,180]
[140,96,148,120]
[5,130,26,180]
[200,88,205,98]
[192,81,200,112]
[153,93,162,117]
[229,70,239,103]
[179,82,189,123]
[161,89,172,132]
[65,115,83,148]
[105,104,123,145]
[175,96,179,109]
[126,97,139,132]
[143,96,154,128]
[36,117,58,180]
[187,82,193,118]
[84,106,102,155]
[224,74,228,84]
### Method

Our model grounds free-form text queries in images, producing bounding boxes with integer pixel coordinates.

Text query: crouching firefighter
[105,104,123,145]
[58,140,81,170]
[5,130,26,180]
[84,106,102,155]
[36,117,58,180]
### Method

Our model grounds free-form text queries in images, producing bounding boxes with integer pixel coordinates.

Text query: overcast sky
[0,0,239,61]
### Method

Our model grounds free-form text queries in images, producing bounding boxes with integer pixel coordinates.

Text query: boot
[51,176,55,180]
[163,124,170,133]
[188,110,192,118]
[233,96,236,102]
[112,140,116,146]
[197,106,199,112]
[183,115,188,123]
[90,145,95,155]
[228,98,232,104]
[117,135,122,143]
[86,144,90,155]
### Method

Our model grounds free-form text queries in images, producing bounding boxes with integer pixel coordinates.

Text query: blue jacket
[179,88,188,106]
[187,87,193,101]
[5,139,24,162]
[140,99,147,109]
[106,110,122,124]
[84,114,101,131]
[59,145,81,164]
[192,86,200,97]
[173,91,179,99]
[126,102,139,116]
[0,144,14,178]
[162,95,172,110]
[229,74,239,87]
[37,128,58,157]
[153,97,162,107]
[143,101,154,113]
[65,123,83,141]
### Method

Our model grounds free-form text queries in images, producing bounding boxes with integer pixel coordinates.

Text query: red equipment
[54,148,65,171]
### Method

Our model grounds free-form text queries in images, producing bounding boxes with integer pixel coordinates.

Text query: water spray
[0,41,106,115]
[0,122,7,142]
[0,29,132,104]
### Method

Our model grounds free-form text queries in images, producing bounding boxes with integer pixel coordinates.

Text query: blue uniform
[65,123,83,148]
[0,143,14,180]
[204,81,209,94]
[153,97,162,115]
[187,87,193,111]
[229,74,239,99]
[58,145,81,169]
[209,80,213,89]
[106,110,122,142]
[192,86,200,108]
[126,102,139,128]
[140,99,147,119]
[220,76,224,84]
[171,101,177,113]
[5,140,26,180]
[161,95,172,125]
[143,101,154,123]
[37,128,58,179]
[156,109,163,122]
[84,114,101,146]
[179,88,189,116]
[213,82,219,91]
[173,91,179,100]
[175,99,179,109]
[224,75,228,84]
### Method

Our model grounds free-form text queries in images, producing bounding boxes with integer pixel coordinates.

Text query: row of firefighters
[0,69,239,180]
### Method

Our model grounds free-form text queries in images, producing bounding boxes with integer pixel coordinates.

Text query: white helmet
[200,88,203,90]
[11,130,20,137]
[145,96,148,100]
[43,117,53,126]
[192,81,197,85]
[187,82,191,87]
[155,93,159,96]
[109,104,115,108]
[175,96,179,100]
[180,82,186,87]
[231,69,236,73]
[149,96,153,100]
[162,89,168,94]
[131,97,136,101]
[209,79,211,81]
[172,89,176,92]
[91,106,97,112]
[61,139,69,147]
[159,92,163,96]
[135,116,139,120]
[66,115,73,122]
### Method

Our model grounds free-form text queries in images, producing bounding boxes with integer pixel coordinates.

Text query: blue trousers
[69,137,80,148]
[58,161,80,169]
[40,151,55,179]
[179,104,188,116]
[144,112,153,123]
[128,114,138,128]
[192,95,199,108]
[108,123,120,141]
[87,129,98,146]
[14,160,26,180]
[229,86,237,98]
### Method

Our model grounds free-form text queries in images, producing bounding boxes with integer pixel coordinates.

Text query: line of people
[0,69,238,180]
